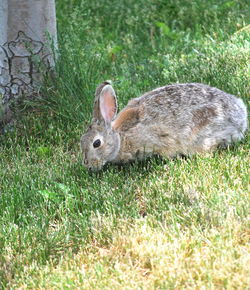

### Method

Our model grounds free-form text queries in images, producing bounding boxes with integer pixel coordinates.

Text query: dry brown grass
[14,217,250,289]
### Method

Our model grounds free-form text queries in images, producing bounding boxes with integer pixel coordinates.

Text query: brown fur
[192,107,217,131]
[113,107,140,131]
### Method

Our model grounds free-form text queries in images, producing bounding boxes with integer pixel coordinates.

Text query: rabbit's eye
[93,139,101,148]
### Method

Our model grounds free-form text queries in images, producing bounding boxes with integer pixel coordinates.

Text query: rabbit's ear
[100,85,117,123]
[93,82,117,124]
[112,107,140,131]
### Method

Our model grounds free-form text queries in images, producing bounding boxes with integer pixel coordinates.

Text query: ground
[0,0,249,288]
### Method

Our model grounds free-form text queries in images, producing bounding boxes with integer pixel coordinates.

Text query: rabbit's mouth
[85,159,106,172]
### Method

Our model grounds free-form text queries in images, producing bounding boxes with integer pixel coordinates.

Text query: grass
[0,0,249,288]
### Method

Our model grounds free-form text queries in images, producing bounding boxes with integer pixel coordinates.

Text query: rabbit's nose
[83,159,88,165]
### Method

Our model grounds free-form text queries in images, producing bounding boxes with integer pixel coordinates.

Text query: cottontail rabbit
[81,81,248,171]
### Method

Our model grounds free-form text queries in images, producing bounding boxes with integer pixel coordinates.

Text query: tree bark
[0,0,57,129]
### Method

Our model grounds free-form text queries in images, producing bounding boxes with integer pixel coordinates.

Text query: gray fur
[80,82,248,171]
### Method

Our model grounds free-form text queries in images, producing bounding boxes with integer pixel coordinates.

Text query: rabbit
[80,81,248,171]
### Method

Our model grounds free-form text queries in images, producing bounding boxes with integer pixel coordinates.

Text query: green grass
[0,0,249,288]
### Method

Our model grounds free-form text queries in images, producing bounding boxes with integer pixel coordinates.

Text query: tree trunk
[0,0,57,129]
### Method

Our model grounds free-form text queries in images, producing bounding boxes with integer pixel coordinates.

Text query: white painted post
[0,0,57,127]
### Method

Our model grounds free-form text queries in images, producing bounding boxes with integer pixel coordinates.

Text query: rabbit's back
[136,83,245,124]
[116,83,247,159]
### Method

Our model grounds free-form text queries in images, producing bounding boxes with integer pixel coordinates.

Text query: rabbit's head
[80,82,120,171]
